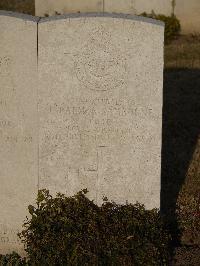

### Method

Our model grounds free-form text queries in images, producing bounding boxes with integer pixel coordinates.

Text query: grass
[163,34,200,265]
[165,34,200,69]
[163,68,200,264]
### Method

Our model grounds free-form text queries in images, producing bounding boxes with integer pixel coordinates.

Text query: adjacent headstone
[38,14,164,209]
[0,12,38,255]
[35,0,104,17]
[104,0,136,14]
[35,0,200,34]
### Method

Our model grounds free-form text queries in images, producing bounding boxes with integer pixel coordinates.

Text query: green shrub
[141,12,181,43]
[0,252,28,265]
[11,189,171,265]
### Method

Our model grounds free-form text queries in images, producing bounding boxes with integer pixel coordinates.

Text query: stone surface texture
[0,13,38,255]
[38,14,164,208]
[0,12,164,254]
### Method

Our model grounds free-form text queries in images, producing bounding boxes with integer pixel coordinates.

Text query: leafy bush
[7,189,171,265]
[0,252,28,265]
[141,12,181,43]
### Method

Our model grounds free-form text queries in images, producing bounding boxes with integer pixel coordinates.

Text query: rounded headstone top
[0,10,40,22]
[0,10,164,27]
[39,12,164,27]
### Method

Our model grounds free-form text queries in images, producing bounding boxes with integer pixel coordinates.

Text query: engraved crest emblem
[74,26,127,91]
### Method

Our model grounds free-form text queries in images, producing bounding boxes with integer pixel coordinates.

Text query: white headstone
[0,12,38,255]
[38,14,164,209]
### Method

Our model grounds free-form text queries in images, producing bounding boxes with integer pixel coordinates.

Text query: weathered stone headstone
[38,14,164,209]
[0,12,38,255]
[0,11,164,254]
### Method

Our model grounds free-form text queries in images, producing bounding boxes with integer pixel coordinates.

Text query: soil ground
[163,35,200,265]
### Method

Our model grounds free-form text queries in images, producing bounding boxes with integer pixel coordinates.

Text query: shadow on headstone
[161,68,200,244]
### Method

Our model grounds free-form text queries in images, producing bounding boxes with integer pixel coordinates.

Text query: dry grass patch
[165,34,200,69]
